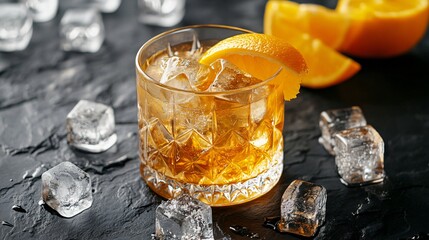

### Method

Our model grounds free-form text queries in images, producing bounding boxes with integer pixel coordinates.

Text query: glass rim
[135,24,281,96]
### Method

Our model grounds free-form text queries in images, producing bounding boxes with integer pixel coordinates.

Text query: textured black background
[1,0,429,239]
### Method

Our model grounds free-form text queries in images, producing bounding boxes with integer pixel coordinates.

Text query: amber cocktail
[135,25,284,206]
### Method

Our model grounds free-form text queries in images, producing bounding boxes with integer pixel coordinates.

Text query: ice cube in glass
[155,194,214,239]
[66,100,117,153]
[21,0,58,22]
[41,162,93,218]
[279,180,327,237]
[0,4,32,52]
[60,8,104,53]
[334,125,385,186]
[138,0,186,27]
[319,106,367,155]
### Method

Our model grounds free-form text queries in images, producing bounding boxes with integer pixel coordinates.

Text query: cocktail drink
[135,25,306,206]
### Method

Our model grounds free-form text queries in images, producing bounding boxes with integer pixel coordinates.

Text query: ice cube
[88,0,122,13]
[160,56,212,91]
[41,162,93,218]
[66,100,117,153]
[155,194,214,240]
[21,0,58,22]
[250,98,267,123]
[319,106,367,155]
[334,125,385,186]
[208,59,262,104]
[209,59,262,92]
[60,9,104,53]
[138,0,186,27]
[0,4,33,52]
[279,180,327,237]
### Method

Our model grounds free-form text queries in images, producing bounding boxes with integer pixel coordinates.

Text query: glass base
[140,160,283,206]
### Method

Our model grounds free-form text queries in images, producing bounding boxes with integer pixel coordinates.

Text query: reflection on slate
[1,0,429,239]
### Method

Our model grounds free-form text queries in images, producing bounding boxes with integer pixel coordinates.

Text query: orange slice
[337,0,429,58]
[199,33,308,100]
[264,14,361,89]
[264,0,350,50]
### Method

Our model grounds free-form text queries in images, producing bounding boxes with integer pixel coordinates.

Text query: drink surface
[137,40,284,205]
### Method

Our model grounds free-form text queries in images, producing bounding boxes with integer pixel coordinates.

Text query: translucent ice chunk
[41,162,92,218]
[0,4,33,52]
[319,106,367,155]
[160,56,213,91]
[334,125,385,186]
[60,9,104,53]
[138,0,186,27]
[66,100,117,153]
[279,180,327,237]
[250,98,267,123]
[208,59,262,104]
[156,194,214,240]
[88,0,122,13]
[209,59,262,92]
[21,0,58,22]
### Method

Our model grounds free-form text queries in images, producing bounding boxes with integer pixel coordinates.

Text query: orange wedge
[264,0,350,50]
[199,33,308,100]
[337,0,429,58]
[264,14,361,89]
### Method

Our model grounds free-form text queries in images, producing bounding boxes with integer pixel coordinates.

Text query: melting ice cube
[279,180,327,237]
[60,8,104,53]
[160,56,213,91]
[319,106,367,155]
[209,59,262,92]
[334,125,385,186]
[88,0,122,13]
[208,59,262,104]
[0,3,33,52]
[155,194,214,240]
[41,162,93,218]
[66,100,117,153]
[21,0,58,22]
[138,0,186,27]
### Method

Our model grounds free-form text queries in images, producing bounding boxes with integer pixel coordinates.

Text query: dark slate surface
[1,0,429,239]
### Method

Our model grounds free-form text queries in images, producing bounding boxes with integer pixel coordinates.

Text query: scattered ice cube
[279,180,327,237]
[88,0,122,13]
[41,162,93,218]
[0,4,33,52]
[156,194,214,240]
[60,9,104,53]
[66,100,117,153]
[138,0,186,27]
[334,125,385,186]
[21,0,58,22]
[319,106,367,155]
